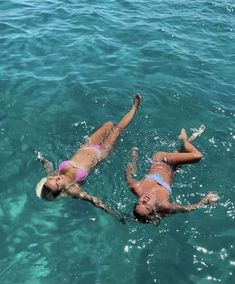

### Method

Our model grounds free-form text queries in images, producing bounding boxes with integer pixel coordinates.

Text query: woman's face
[44,175,66,192]
[136,194,156,216]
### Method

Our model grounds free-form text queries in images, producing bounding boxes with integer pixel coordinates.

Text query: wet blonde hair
[35,177,58,201]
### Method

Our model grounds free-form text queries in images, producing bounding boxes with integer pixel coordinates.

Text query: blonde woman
[36,95,141,217]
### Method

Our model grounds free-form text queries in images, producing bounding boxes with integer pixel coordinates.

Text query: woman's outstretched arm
[65,185,125,222]
[125,148,141,196]
[36,152,55,175]
[168,192,218,214]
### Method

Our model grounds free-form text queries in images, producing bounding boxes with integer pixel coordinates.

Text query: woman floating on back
[35,94,141,217]
[125,125,218,225]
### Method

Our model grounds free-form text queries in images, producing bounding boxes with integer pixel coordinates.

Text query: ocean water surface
[0,0,235,283]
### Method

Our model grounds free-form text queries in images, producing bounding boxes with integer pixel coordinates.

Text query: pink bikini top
[58,161,88,182]
[58,144,102,182]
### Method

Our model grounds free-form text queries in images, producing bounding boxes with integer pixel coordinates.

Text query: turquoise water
[0,0,235,283]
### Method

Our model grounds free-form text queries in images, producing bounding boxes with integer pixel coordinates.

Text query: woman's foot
[188,124,206,142]
[179,128,188,142]
[132,94,141,110]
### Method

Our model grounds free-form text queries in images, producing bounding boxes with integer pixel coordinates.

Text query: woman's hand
[127,162,135,175]
[131,147,138,160]
[202,192,219,204]
[35,152,55,174]
[36,151,44,162]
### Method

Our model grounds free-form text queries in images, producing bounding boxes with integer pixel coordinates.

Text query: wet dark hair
[133,204,161,226]
[41,185,61,201]
[133,204,149,223]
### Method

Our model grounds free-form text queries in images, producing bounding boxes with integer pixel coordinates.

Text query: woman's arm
[36,152,55,175]
[168,192,218,213]
[65,184,125,221]
[125,148,141,196]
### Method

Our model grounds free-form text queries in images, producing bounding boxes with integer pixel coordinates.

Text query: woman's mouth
[142,194,152,203]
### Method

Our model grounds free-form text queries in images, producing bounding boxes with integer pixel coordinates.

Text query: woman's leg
[152,128,203,165]
[84,121,114,145]
[115,94,141,131]
[100,94,141,158]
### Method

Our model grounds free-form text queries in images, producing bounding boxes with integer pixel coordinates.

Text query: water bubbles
[89,217,96,221]
[201,261,208,267]
[221,198,235,220]
[208,137,216,145]
[220,248,228,260]
[124,245,129,252]
[229,132,235,139]
[173,93,180,99]
[206,276,222,282]
[213,105,226,114]
[193,253,210,271]
[196,246,213,254]
[226,6,234,13]
[129,239,137,245]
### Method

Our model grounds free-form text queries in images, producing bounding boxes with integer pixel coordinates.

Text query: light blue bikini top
[145,173,172,194]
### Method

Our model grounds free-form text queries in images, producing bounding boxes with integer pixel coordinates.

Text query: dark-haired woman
[125,126,218,225]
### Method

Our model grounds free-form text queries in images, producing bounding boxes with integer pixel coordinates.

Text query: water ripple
[0,0,235,283]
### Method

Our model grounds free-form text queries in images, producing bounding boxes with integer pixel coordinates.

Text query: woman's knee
[193,152,203,162]
[102,121,114,131]
[103,121,114,127]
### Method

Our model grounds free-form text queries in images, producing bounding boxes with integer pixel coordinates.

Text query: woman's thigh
[88,121,114,145]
